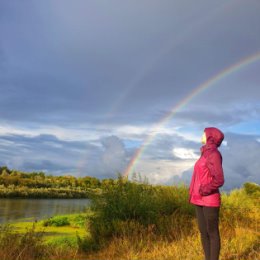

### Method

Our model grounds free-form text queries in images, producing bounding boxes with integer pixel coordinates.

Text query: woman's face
[201,132,207,144]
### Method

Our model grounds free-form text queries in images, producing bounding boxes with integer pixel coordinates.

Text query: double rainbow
[123,51,260,179]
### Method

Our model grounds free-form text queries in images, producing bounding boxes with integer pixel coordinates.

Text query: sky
[0,0,260,190]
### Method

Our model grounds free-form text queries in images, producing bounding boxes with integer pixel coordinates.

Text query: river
[0,198,91,223]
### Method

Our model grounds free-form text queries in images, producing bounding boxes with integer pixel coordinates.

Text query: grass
[0,180,259,260]
[9,213,90,241]
[2,213,91,260]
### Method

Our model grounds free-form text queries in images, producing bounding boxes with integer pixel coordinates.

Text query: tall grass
[0,224,49,260]
[84,179,259,259]
[87,177,195,249]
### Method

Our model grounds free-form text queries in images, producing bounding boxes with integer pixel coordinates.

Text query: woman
[189,127,225,260]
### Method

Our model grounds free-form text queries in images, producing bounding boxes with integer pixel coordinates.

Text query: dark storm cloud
[0,134,91,173]
[0,1,259,125]
[0,133,128,178]
[165,102,260,127]
[22,160,71,173]
[221,133,260,190]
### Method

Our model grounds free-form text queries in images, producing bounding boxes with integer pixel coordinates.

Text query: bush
[70,214,87,227]
[42,216,70,227]
[88,177,194,247]
[220,185,259,234]
[243,182,260,197]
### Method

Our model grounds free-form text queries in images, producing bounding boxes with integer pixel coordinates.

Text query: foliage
[88,176,195,247]
[42,216,70,227]
[243,182,260,197]
[0,165,107,198]
[0,224,49,260]
[41,214,87,228]
[0,185,97,198]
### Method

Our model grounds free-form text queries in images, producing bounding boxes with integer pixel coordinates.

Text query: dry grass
[4,210,256,260]
[83,216,259,260]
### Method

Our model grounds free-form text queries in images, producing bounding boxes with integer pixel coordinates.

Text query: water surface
[0,198,91,223]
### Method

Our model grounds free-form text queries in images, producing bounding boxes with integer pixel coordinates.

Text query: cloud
[69,135,128,179]
[133,159,195,185]
[0,133,128,179]
[173,148,199,160]
[220,133,260,190]
[0,129,259,190]
[0,134,88,174]
[100,136,128,177]
[123,130,260,191]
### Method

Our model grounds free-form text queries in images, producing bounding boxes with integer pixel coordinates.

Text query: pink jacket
[189,127,225,207]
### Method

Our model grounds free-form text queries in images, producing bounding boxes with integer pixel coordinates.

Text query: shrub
[70,214,87,227]
[243,182,260,197]
[220,186,258,234]
[42,216,70,227]
[88,177,194,247]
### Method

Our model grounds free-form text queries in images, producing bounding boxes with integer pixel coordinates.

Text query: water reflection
[0,198,91,223]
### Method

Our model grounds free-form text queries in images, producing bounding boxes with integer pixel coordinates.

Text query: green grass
[4,212,94,259]
[9,212,91,242]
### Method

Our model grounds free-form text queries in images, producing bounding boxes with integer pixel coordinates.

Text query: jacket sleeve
[199,151,224,196]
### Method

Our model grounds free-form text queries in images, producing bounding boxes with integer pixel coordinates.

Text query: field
[0,180,259,260]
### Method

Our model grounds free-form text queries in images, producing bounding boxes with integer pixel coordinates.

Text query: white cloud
[173,148,199,160]
[100,136,127,174]
[115,125,149,138]
[75,135,128,179]
[130,158,196,185]
[0,122,110,142]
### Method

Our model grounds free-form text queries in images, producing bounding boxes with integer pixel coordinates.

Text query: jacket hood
[204,127,224,147]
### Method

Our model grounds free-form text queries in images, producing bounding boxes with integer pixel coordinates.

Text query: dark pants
[195,205,220,260]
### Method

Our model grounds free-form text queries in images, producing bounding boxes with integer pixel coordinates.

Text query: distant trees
[0,165,107,198]
[0,166,103,189]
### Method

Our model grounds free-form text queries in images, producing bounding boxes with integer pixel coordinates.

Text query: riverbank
[0,167,103,199]
[3,208,259,260]
[1,213,90,260]
[0,185,101,199]
[0,181,259,260]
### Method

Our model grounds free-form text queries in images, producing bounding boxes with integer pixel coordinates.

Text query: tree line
[0,166,119,198]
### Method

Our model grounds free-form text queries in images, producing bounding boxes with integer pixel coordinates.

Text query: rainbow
[123,51,260,179]
[104,1,237,120]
